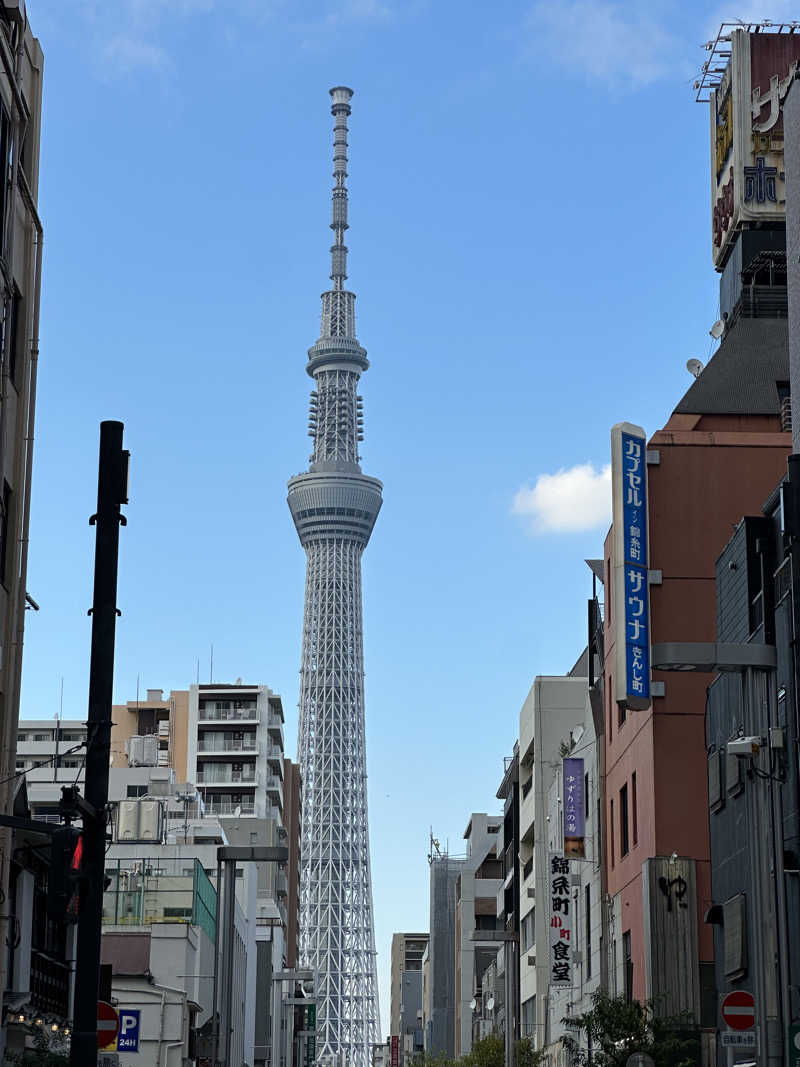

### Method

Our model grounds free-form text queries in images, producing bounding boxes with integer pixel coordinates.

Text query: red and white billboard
[390,1035,399,1067]
[709,30,800,266]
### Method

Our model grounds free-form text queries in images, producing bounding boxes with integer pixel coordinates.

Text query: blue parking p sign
[116,1009,140,1052]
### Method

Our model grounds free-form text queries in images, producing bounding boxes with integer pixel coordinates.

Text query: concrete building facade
[454,814,503,1057]
[389,932,428,1065]
[0,7,44,1045]
[426,848,463,1058]
[542,684,603,1061]
[518,675,586,1048]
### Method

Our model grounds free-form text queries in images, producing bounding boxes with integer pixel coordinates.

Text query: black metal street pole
[69,421,128,1067]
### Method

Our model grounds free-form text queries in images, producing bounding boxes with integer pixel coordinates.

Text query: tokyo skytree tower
[287,87,382,1067]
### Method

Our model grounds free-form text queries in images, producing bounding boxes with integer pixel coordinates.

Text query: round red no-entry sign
[721,990,756,1031]
[97,1000,119,1049]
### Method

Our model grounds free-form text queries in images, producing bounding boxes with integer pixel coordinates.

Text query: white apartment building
[518,675,587,1049]
[543,690,603,1065]
[187,682,285,821]
[455,814,503,1057]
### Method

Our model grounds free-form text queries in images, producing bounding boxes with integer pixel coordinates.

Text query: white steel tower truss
[287,87,382,1067]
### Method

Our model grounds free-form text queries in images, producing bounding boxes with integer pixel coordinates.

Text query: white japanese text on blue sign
[621,431,650,703]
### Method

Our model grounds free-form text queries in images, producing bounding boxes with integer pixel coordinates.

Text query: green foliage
[6,1024,69,1066]
[419,1033,544,1067]
[460,1033,505,1067]
[561,990,700,1067]
[514,1037,546,1067]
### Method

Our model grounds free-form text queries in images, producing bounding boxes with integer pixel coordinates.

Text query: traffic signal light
[47,827,82,923]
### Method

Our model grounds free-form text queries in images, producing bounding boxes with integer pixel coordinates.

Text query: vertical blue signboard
[620,431,650,706]
[563,757,585,858]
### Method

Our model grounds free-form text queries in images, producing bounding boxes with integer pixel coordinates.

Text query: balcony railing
[199,705,259,722]
[203,800,256,816]
[197,737,258,753]
[197,769,257,785]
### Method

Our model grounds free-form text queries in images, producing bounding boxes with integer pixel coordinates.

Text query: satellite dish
[486,997,495,1012]
[709,319,724,339]
[470,998,477,1012]
[686,358,704,379]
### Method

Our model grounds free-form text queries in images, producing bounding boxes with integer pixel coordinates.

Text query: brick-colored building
[603,318,792,1031]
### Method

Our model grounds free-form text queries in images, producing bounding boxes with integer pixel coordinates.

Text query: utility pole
[69,421,129,1067]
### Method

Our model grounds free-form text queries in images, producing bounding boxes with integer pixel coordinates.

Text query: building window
[610,798,615,868]
[126,785,147,798]
[0,102,9,250]
[0,482,11,587]
[521,909,535,953]
[632,772,638,847]
[585,883,591,980]
[620,784,629,857]
[521,995,536,1039]
[723,894,747,978]
[596,797,602,869]
[623,931,633,1001]
[15,759,24,769]
[608,674,613,740]
[6,285,20,387]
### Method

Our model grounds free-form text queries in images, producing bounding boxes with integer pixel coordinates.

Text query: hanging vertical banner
[549,853,572,987]
[391,1035,399,1067]
[612,422,651,711]
[563,757,585,858]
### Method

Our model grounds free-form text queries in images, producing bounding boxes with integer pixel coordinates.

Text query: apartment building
[518,674,586,1048]
[390,932,428,1065]
[110,688,189,778]
[454,814,503,1057]
[542,679,603,1061]
[15,676,299,1066]
[494,745,520,1050]
[186,682,284,821]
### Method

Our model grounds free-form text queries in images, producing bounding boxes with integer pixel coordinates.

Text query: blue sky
[20,0,782,1031]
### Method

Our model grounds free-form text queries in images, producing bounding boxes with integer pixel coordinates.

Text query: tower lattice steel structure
[287,87,381,1067]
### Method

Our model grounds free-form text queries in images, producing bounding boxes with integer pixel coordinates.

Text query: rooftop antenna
[196,658,200,685]
[209,644,213,684]
[686,358,704,379]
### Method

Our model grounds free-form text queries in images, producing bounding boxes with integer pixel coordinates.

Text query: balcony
[265,774,283,808]
[199,703,259,723]
[197,769,257,786]
[203,799,256,817]
[197,736,258,755]
[267,709,284,744]
[266,744,283,770]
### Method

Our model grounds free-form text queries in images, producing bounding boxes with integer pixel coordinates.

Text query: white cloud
[525,0,684,87]
[102,34,169,74]
[512,462,611,534]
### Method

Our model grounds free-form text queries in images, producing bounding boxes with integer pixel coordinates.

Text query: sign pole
[69,423,129,1067]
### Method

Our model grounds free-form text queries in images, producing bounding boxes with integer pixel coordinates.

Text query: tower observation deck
[287,87,381,1067]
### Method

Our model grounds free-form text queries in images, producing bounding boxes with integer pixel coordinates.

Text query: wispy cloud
[70,0,397,76]
[705,1,800,34]
[524,0,685,88]
[102,34,169,75]
[512,463,611,534]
